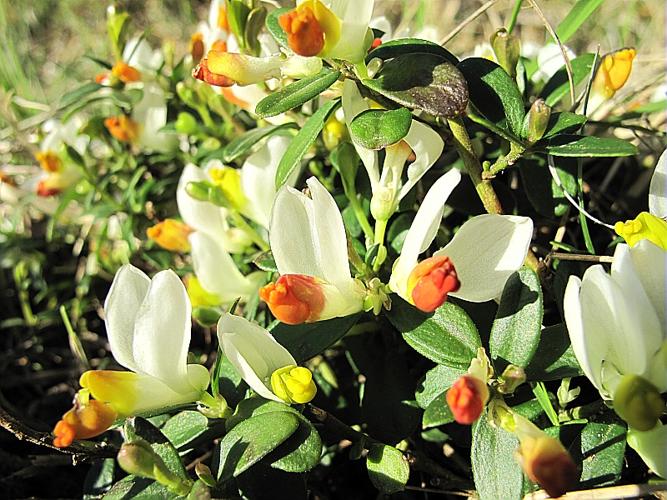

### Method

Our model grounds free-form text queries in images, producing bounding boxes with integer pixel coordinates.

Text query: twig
[439,0,499,46]
[547,252,614,264]
[524,482,667,500]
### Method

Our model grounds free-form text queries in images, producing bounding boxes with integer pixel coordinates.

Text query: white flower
[627,424,667,478]
[342,80,444,221]
[389,170,534,311]
[122,37,164,74]
[260,176,366,324]
[530,43,576,83]
[131,83,178,153]
[649,148,667,219]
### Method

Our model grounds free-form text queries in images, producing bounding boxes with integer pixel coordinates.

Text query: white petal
[217,313,296,402]
[104,264,150,372]
[388,170,461,299]
[438,214,533,302]
[123,38,163,73]
[327,0,374,62]
[241,134,292,228]
[208,0,222,28]
[342,80,379,188]
[270,185,322,278]
[564,275,605,394]
[630,240,667,329]
[132,270,192,393]
[189,231,260,303]
[398,120,445,201]
[132,84,177,153]
[306,177,352,285]
[649,148,667,219]
[627,424,667,478]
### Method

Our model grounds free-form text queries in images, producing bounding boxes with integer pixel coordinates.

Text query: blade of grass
[556,0,605,44]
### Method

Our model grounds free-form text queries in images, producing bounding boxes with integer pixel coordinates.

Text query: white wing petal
[649,148,667,218]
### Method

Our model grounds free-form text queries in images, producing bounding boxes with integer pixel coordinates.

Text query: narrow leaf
[546,135,637,157]
[222,123,296,162]
[556,0,605,43]
[540,54,595,107]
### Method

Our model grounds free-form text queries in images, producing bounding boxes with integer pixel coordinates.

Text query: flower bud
[614,211,667,250]
[52,394,117,448]
[446,374,489,424]
[407,255,460,313]
[175,112,198,135]
[270,365,317,404]
[35,151,62,173]
[613,374,665,431]
[111,61,141,83]
[104,115,139,143]
[146,219,192,252]
[524,99,551,144]
[259,274,325,325]
[592,48,636,100]
[497,365,526,395]
[117,440,159,479]
[208,166,247,211]
[185,180,213,202]
[279,5,325,57]
[490,28,521,78]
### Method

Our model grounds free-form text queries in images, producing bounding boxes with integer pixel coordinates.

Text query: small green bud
[490,28,521,78]
[185,181,212,202]
[525,99,551,144]
[175,112,199,135]
[201,137,222,151]
[613,375,664,431]
[195,463,216,488]
[176,82,199,108]
[497,364,526,394]
[117,441,159,479]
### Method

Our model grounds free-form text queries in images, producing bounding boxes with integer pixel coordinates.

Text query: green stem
[229,212,269,252]
[372,219,388,272]
[349,194,374,241]
[485,142,526,177]
[507,0,523,34]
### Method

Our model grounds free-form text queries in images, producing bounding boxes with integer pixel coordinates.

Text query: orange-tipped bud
[446,374,489,425]
[279,6,325,57]
[192,58,235,87]
[35,151,62,173]
[190,32,205,62]
[516,431,578,498]
[36,179,61,197]
[259,274,325,325]
[146,219,193,252]
[111,61,142,83]
[53,399,117,448]
[104,115,140,143]
[407,255,460,313]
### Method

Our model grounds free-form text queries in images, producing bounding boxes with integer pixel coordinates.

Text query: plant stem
[349,194,374,242]
[485,142,526,178]
[229,212,269,252]
[507,0,524,34]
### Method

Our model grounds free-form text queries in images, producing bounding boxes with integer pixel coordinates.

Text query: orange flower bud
[279,6,325,57]
[95,72,110,84]
[35,151,62,173]
[111,61,142,83]
[192,58,235,87]
[211,39,228,53]
[446,374,489,425]
[36,179,61,197]
[104,115,140,143]
[146,219,193,252]
[407,255,460,313]
[53,399,117,448]
[259,274,325,325]
[190,32,205,62]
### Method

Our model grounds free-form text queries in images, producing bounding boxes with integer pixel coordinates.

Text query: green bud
[176,82,199,108]
[201,137,222,151]
[613,374,665,431]
[490,28,521,78]
[195,463,216,488]
[497,364,526,394]
[175,112,198,135]
[524,99,551,144]
[117,441,159,479]
[185,181,212,202]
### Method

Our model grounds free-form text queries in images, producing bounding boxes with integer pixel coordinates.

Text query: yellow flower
[614,211,667,250]
[146,219,193,252]
[185,275,221,308]
[208,166,247,211]
[593,48,636,100]
[270,365,317,404]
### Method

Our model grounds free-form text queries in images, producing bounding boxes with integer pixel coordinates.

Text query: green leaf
[270,313,360,362]
[186,479,211,500]
[362,53,468,118]
[542,112,587,139]
[472,411,524,500]
[161,411,209,449]
[546,135,638,157]
[490,268,543,370]
[422,393,455,428]
[217,411,299,481]
[388,297,481,369]
[265,7,290,49]
[556,0,605,43]
[102,476,171,500]
[269,418,322,473]
[60,82,102,109]
[255,69,341,118]
[349,108,413,150]
[83,458,115,499]
[366,38,458,65]
[540,54,595,107]
[244,7,267,55]
[275,98,340,189]
[227,0,251,47]
[221,123,296,162]
[415,364,465,408]
[525,323,583,381]
[458,57,525,136]
[366,444,410,494]
[577,419,626,487]
[330,141,360,196]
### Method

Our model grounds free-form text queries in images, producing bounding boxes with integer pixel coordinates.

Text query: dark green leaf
[540,54,595,107]
[349,108,412,150]
[577,419,626,487]
[330,141,360,196]
[102,476,171,500]
[556,0,605,43]
[237,464,307,500]
[423,392,454,428]
[525,324,583,381]
[520,157,577,218]
[490,268,543,370]
[542,112,587,139]
[388,297,481,369]
[60,82,102,109]
[221,123,296,162]
[186,479,211,500]
[83,458,115,499]
[458,57,525,135]
[275,98,340,189]
[270,312,360,362]
[362,53,468,118]
[161,411,209,449]
[265,7,290,49]
[366,38,458,65]
[472,411,524,500]
[546,135,637,157]
[415,364,465,408]
[269,418,322,473]
[244,7,267,55]
[256,69,341,118]
[227,0,251,46]
[217,411,299,481]
[367,444,410,494]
